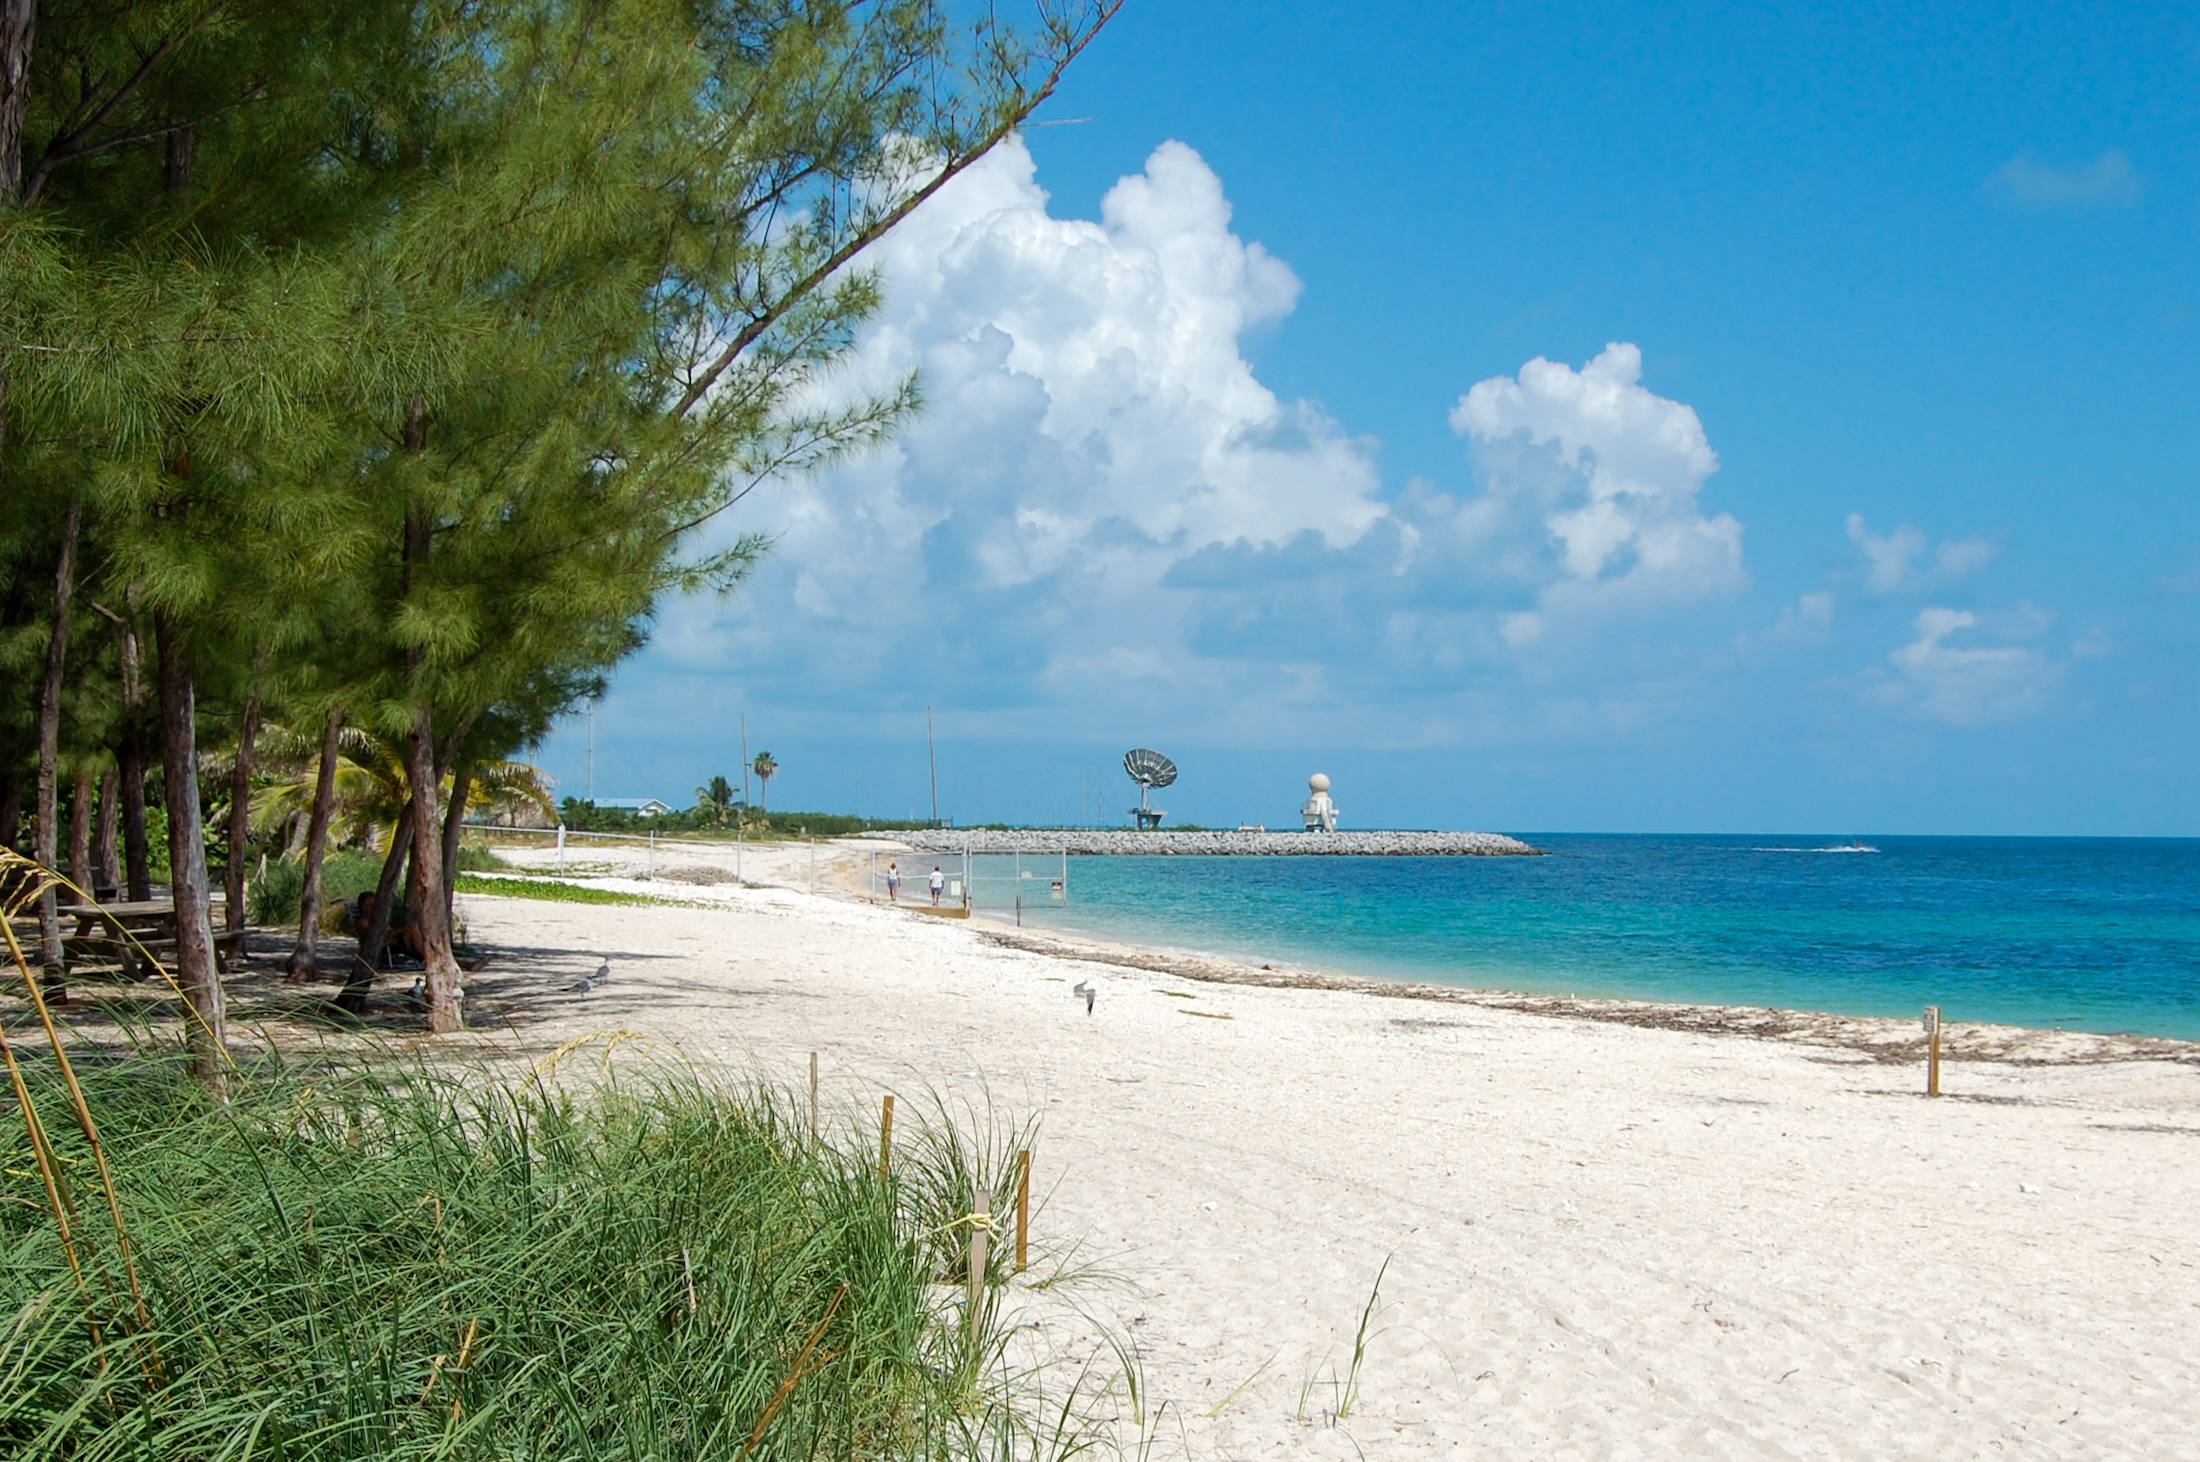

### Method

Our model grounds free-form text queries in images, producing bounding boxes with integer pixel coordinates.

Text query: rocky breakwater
[878,829,1543,856]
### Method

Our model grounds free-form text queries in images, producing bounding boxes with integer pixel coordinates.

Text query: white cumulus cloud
[1442,344,1745,640]
[1874,606,2062,726]
[658,142,1753,749]
[668,136,1387,707]
[1846,513,1998,593]
[1990,150,2143,209]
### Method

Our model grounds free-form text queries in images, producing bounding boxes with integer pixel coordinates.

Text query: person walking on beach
[886,862,901,902]
[929,866,945,906]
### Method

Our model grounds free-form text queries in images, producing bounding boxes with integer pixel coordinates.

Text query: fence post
[1923,1005,1942,1097]
[878,1093,895,1177]
[646,831,655,881]
[556,823,566,874]
[1014,1150,1030,1274]
[967,1186,991,1339]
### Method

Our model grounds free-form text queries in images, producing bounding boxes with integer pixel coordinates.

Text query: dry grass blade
[0,1012,93,1343]
[737,1279,849,1460]
[0,852,163,1381]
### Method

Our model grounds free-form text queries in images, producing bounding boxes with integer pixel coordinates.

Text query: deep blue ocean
[962,836,2200,1040]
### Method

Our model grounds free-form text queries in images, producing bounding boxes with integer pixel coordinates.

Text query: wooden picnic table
[57,897,246,977]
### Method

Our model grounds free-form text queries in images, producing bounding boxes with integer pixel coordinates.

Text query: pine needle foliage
[1,0,1122,1048]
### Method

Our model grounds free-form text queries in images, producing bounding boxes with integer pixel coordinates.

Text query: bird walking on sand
[572,975,595,994]
[1073,980,1095,1015]
[594,959,611,985]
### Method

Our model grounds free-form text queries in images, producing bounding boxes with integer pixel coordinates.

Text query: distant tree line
[0,0,1118,1084]
[560,798,936,837]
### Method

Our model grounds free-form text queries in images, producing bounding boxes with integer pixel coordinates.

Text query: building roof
[592,797,675,814]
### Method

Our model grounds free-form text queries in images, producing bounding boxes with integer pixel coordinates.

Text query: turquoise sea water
[966,836,2200,1040]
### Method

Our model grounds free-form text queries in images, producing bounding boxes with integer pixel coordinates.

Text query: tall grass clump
[0,1048,1093,1459]
[247,851,394,926]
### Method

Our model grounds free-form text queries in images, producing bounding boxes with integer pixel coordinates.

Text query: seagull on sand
[593,959,611,985]
[571,974,595,993]
[1073,980,1095,1015]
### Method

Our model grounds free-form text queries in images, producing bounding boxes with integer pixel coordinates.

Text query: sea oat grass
[0,1049,1096,1459]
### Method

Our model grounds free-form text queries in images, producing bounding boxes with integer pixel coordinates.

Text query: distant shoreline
[480,834,2200,1054]
[877,828,1543,856]
[958,916,2200,1067]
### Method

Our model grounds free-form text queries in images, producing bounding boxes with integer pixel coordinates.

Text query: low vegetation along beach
[15,835,2194,1457]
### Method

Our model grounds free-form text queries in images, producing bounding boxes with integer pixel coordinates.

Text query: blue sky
[546,0,2200,835]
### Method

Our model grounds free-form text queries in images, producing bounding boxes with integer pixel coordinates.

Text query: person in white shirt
[929,866,945,906]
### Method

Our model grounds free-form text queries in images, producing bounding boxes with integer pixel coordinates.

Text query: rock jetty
[873,829,1542,856]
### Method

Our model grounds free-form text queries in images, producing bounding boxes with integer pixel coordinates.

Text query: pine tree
[1,0,1121,1057]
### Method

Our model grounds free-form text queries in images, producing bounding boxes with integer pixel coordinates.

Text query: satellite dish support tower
[1123,748,1177,830]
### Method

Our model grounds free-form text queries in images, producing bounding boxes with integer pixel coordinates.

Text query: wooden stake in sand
[967,1186,992,1339]
[1014,1149,1031,1274]
[878,1093,895,1178]
[1922,1005,1942,1097]
[809,1052,820,1137]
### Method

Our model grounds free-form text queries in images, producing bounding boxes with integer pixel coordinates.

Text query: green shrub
[453,842,508,872]
[248,851,391,926]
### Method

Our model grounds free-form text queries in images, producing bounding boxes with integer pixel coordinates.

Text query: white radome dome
[1309,773,1331,793]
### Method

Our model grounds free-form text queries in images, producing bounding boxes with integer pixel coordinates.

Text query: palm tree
[696,774,736,825]
[751,752,778,812]
[251,725,555,849]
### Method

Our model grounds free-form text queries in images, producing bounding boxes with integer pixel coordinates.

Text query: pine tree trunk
[156,610,224,1090]
[390,397,463,1031]
[285,708,342,980]
[68,765,90,884]
[93,763,119,895]
[0,772,21,851]
[441,755,473,921]
[34,499,81,977]
[406,707,462,1032]
[119,741,149,899]
[338,800,411,1014]
[118,620,151,900]
[224,683,262,935]
[0,0,32,464]
[0,0,31,207]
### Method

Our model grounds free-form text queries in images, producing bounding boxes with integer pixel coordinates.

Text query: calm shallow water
[964,835,2200,1039]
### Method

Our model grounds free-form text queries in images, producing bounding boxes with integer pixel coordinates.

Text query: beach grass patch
[0,1049,1101,1459]
[453,872,677,906]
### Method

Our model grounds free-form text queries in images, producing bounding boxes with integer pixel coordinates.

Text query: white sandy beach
[431,838,2200,1458]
